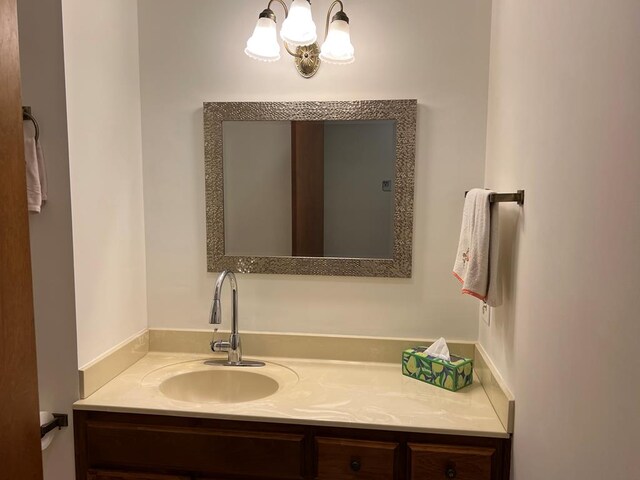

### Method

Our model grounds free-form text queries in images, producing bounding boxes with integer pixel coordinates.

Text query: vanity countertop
[74,352,508,439]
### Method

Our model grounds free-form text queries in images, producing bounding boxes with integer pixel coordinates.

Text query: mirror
[223,119,396,259]
[204,100,416,277]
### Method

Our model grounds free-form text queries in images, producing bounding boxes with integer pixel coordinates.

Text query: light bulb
[245,14,281,62]
[319,17,354,64]
[280,0,317,47]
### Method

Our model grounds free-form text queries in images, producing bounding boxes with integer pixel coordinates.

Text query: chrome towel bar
[465,189,525,205]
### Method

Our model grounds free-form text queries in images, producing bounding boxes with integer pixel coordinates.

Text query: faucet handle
[211,339,231,353]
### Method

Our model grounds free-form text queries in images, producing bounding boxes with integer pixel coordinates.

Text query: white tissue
[40,411,56,451]
[424,337,451,361]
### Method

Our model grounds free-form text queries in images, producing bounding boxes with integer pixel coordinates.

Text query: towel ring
[22,106,40,142]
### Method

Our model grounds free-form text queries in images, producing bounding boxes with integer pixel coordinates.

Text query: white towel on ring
[23,122,47,213]
[452,188,501,306]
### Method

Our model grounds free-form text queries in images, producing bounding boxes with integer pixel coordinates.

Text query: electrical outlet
[480,302,491,326]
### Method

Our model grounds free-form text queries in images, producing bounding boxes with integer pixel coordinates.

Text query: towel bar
[464,189,525,205]
[40,413,68,439]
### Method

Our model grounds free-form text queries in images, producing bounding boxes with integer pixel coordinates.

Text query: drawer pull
[445,466,457,478]
[350,459,361,472]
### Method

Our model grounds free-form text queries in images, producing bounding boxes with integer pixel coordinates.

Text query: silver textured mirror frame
[203,99,417,277]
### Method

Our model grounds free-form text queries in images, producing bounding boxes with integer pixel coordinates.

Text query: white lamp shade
[280,0,317,47]
[319,19,354,64]
[245,17,281,62]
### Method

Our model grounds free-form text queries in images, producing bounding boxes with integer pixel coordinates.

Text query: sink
[142,358,299,404]
[160,369,279,403]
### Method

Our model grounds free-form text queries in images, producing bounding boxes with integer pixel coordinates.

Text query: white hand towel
[452,189,502,306]
[23,123,47,213]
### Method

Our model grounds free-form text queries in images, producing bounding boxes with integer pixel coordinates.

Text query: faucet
[209,270,264,367]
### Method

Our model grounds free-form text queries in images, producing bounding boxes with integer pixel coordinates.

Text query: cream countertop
[74,352,509,439]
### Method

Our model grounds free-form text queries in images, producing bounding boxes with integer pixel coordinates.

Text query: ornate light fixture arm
[324,0,345,38]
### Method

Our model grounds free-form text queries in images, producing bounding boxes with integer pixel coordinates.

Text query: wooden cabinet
[83,421,304,479]
[315,437,399,479]
[88,472,189,480]
[408,444,495,480]
[75,411,510,480]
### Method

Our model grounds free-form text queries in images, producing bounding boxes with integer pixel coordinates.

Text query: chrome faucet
[209,270,264,367]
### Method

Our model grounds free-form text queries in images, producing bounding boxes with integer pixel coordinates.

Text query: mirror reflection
[223,120,396,259]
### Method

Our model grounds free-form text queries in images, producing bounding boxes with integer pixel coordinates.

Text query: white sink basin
[142,358,299,404]
[160,369,279,403]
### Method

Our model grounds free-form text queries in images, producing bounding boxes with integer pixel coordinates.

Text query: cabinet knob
[350,459,361,472]
[446,467,457,478]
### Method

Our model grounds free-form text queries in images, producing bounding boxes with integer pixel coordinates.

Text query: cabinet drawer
[408,443,495,480]
[88,471,189,480]
[86,422,305,479]
[315,437,399,479]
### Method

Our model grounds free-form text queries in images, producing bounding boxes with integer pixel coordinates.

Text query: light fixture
[245,0,355,78]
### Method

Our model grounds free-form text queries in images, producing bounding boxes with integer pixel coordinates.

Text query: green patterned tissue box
[402,347,473,392]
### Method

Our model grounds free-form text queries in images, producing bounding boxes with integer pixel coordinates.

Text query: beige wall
[479,0,640,477]
[139,0,492,339]
[223,121,292,256]
[62,0,148,367]
[17,1,78,478]
[324,121,395,259]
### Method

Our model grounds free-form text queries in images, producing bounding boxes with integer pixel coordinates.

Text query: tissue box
[402,347,473,392]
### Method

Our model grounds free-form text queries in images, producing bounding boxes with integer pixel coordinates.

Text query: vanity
[74,411,509,480]
[74,342,512,480]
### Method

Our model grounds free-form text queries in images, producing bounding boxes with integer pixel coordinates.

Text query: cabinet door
[87,470,189,480]
[85,422,305,479]
[315,437,399,479]
[408,444,495,480]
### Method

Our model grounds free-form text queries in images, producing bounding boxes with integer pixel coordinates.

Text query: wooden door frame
[0,0,44,478]
[291,121,325,257]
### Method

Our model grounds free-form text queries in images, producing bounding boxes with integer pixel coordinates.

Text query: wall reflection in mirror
[223,120,396,259]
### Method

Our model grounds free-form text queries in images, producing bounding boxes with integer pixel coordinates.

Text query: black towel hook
[22,106,40,142]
